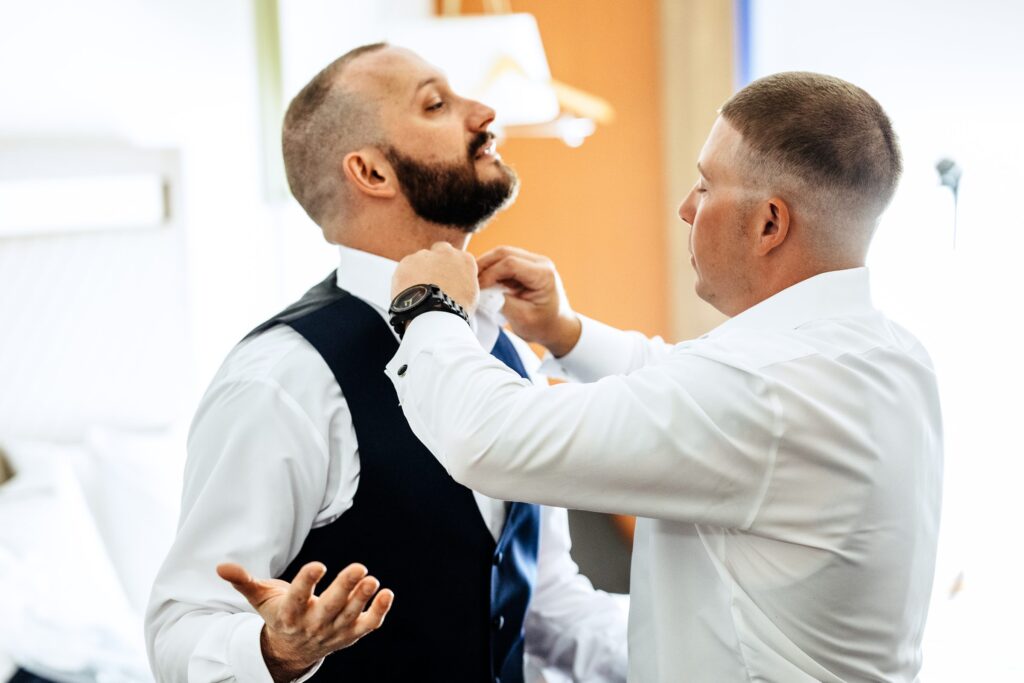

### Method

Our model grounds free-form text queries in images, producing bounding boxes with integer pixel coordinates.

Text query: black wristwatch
[389,284,470,338]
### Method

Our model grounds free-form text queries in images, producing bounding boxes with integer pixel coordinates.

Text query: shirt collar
[334,245,506,346]
[706,267,876,338]
[335,245,399,313]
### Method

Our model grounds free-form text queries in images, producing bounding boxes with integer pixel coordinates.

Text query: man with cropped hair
[387,72,942,682]
[146,43,627,683]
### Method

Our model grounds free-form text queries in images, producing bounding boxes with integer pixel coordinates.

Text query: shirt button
[492,614,505,630]
[397,364,408,376]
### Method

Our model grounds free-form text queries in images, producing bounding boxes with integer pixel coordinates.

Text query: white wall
[747,1,1024,678]
[1,0,275,420]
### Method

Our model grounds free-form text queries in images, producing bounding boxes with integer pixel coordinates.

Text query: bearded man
[145,44,627,683]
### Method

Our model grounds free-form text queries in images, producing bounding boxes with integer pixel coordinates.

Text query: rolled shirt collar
[706,267,876,339]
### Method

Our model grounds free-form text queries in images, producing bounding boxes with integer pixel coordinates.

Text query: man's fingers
[280,561,326,623]
[217,562,272,609]
[350,588,394,638]
[477,245,546,271]
[478,255,548,291]
[312,563,369,623]
[216,562,251,585]
[335,576,381,626]
[501,294,537,319]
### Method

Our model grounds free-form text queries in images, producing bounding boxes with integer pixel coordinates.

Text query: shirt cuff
[386,310,479,386]
[226,614,324,683]
[541,315,635,383]
[224,614,274,683]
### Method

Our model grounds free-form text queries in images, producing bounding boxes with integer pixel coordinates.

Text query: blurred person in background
[146,43,626,683]
[386,72,942,682]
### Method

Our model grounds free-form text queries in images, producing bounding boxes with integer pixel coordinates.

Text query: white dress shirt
[386,267,943,683]
[145,246,628,683]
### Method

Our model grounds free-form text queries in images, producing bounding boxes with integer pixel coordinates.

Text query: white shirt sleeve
[387,312,781,526]
[526,506,629,683]
[540,315,676,382]
[145,371,344,683]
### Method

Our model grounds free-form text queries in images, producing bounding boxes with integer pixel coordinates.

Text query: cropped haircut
[720,72,902,232]
[282,42,388,226]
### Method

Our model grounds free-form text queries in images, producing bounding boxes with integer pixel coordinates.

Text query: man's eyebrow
[697,162,711,181]
[414,77,440,95]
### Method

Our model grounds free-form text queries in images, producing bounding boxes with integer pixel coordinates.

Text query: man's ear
[754,196,791,256]
[342,149,398,199]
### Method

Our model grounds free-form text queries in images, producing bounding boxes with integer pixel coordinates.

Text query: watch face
[393,284,431,312]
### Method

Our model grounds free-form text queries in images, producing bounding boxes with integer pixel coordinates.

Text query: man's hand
[392,241,480,315]
[477,246,582,357]
[217,561,393,683]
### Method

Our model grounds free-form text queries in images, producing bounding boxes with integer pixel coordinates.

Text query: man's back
[629,274,942,681]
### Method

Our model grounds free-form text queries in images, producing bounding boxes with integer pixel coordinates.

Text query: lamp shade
[387,13,560,129]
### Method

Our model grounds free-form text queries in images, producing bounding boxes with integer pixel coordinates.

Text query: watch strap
[389,284,470,338]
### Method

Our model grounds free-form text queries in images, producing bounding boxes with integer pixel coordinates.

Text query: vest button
[397,364,408,376]
[493,551,504,565]
[492,614,505,630]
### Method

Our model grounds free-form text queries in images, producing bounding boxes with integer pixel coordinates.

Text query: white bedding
[0,430,183,683]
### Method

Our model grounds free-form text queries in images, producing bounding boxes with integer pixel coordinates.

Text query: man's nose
[466,99,496,132]
[678,187,697,225]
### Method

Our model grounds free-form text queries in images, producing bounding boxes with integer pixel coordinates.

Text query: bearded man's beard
[383,133,519,232]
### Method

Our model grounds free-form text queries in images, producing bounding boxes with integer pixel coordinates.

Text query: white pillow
[0,446,151,682]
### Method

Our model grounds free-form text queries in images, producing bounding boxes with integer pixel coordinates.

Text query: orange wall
[448,0,669,339]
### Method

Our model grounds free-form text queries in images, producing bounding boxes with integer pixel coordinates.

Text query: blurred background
[1,0,1021,680]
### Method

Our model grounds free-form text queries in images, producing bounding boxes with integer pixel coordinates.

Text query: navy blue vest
[246,272,539,682]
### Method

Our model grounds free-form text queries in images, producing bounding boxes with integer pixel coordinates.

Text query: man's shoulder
[190,323,346,447]
[687,310,918,372]
[209,323,330,392]
[678,328,817,374]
